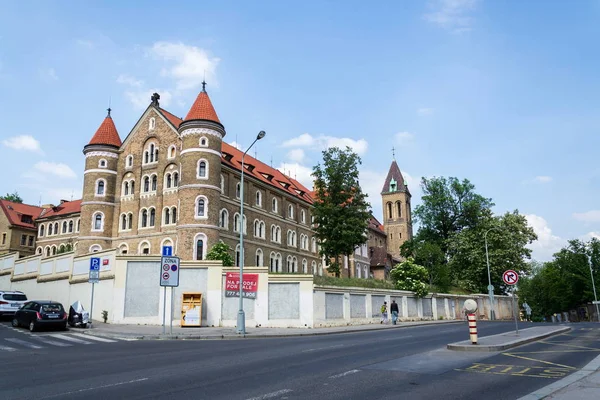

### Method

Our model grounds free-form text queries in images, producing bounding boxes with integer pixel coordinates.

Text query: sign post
[89,257,101,329]
[503,269,519,335]
[160,248,179,336]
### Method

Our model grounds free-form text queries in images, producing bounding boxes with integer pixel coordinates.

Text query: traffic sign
[89,270,99,284]
[90,257,100,271]
[162,246,173,257]
[593,301,600,305]
[160,256,180,287]
[503,270,519,285]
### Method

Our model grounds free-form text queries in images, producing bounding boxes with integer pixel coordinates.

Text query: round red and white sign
[163,264,170,271]
[502,270,519,285]
[162,272,170,280]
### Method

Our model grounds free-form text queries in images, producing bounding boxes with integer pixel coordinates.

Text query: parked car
[0,291,28,318]
[12,301,68,332]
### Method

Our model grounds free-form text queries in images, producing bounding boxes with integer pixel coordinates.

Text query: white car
[0,291,28,317]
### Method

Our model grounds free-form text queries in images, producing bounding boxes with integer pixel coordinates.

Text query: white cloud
[39,67,58,81]
[424,0,479,33]
[125,89,172,110]
[287,149,305,163]
[228,141,242,150]
[2,135,42,153]
[33,161,77,179]
[45,187,83,202]
[395,131,414,146]
[150,41,220,91]
[277,163,314,189]
[525,214,566,261]
[75,39,94,48]
[573,210,600,223]
[417,108,434,116]
[533,176,552,183]
[581,232,600,241]
[117,74,144,87]
[359,169,421,222]
[282,133,368,155]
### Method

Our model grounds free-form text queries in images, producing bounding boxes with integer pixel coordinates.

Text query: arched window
[197,160,208,179]
[39,224,45,237]
[312,261,317,275]
[59,244,66,253]
[168,145,176,159]
[93,212,103,231]
[288,204,294,219]
[96,179,105,196]
[171,207,177,223]
[124,181,130,195]
[194,233,207,260]
[139,241,150,255]
[144,150,149,164]
[45,246,50,257]
[98,159,107,168]
[236,182,241,199]
[270,252,277,272]
[272,198,278,213]
[256,249,263,267]
[119,243,129,255]
[396,201,402,218]
[196,196,207,218]
[89,244,102,253]
[54,222,58,234]
[62,221,67,234]
[219,209,229,229]
[141,209,148,228]
[151,175,157,191]
[36,247,43,255]
[76,219,80,232]
[149,208,156,227]
[150,144,155,162]
[387,202,393,219]
[164,208,171,225]
[302,259,308,274]
[143,176,150,192]
[292,257,298,273]
[173,172,179,187]
[312,237,317,253]
[48,223,53,235]
[233,213,246,234]
[220,174,225,194]
[301,209,306,224]
[166,174,172,188]
[149,117,156,130]
[200,137,208,147]
[256,191,262,207]
[121,214,127,230]
[126,155,133,168]
[128,213,133,229]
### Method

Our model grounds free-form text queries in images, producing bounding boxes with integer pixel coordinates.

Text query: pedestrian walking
[380,301,388,324]
[390,300,399,325]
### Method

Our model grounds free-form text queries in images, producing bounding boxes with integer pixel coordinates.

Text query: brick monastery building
[0,85,412,279]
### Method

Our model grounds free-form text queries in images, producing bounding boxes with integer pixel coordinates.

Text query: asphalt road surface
[1,320,599,400]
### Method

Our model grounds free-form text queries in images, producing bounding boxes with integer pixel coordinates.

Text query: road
[1,320,599,400]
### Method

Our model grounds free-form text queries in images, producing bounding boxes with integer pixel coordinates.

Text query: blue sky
[1,0,599,261]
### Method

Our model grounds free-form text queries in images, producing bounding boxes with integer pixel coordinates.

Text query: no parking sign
[160,256,180,287]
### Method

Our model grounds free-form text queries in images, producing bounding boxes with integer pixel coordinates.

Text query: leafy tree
[57,243,73,254]
[206,241,234,267]
[312,146,372,277]
[0,191,23,203]
[390,258,429,297]
[400,239,450,291]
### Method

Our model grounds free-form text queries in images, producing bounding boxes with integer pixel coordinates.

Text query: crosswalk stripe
[0,345,18,352]
[31,336,72,347]
[5,338,44,349]
[49,334,92,344]
[69,333,116,343]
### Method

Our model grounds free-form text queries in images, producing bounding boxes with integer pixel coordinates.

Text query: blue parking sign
[162,246,173,257]
[90,257,101,271]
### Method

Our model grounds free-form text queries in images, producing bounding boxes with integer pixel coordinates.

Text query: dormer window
[389,178,397,192]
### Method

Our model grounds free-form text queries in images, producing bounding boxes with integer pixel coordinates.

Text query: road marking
[329,369,360,379]
[302,344,346,353]
[38,378,149,399]
[31,336,72,347]
[5,338,43,349]
[69,333,117,343]
[245,389,293,400]
[0,345,17,352]
[456,363,572,379]
[49,334,92,344]
[537,341,600,351]
[503,352,577,370]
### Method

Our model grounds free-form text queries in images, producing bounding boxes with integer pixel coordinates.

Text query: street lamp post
[484,227,502,321]
[237,131,266,335]
[589,259,600,322]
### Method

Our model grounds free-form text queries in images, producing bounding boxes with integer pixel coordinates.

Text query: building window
[39,225,45,237]
[272,198,278,213]
[89,244,102,253]
[387,202,393,219]
[173,172,179,187]
[254,220,265,239]
[168,145,176,159]
[197,160,208,179]
[141,209,148,228]
[151,175,157,191]
[76,219,80,232]
[236,182,241,199]
[271,225,281,243]
[196,239,204,260]
[68,220,73,233]
[302,259,308,274]
[150,208,157,227]
[93,212,104,231]
[166,174,172,189]
[126,155,133,168]
[143,176,150,192]
[121,214,127,230]
[256,249,263,267]
[1,233,5,245]
[220,174,225,194]
[233,213,247,234]
[164,208,171,225]
[144,143,158,164]
[270,252,282,273]
[124,181,130,195]
[219,209,229,229]
[194,233,207,260]
[98,159,107,168]
[196,196,208,218]
[312,261,317,275]
[119,244,129,255]
[149,117,156,130]
[54,222,58,235]
[20,234,26,246]
[312,237,317,253]
[301,210,306,224]
[96,180,105,196]
[62,221,67,234]
[199,137,208,147]
[256,191,262,207]
[171,207,177,223]
[128,213,133,229]
[288,204,294,219]
[139,241,150,255]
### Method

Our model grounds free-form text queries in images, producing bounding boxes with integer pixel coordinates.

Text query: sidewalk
[81,319,462,340]
[447,326,572,352]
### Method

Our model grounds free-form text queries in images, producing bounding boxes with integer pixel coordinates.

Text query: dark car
[12,301,68,332]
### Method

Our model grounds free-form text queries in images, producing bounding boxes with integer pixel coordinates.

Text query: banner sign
[225,272,259,299]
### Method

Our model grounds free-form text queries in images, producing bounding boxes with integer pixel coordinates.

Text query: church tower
[176,82,225,260]
[381,158,412,260]
[78,108,122,255]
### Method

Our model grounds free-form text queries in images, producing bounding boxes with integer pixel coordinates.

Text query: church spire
[381,160,408,195]
[86,109,121,148]
[183,81,221,124]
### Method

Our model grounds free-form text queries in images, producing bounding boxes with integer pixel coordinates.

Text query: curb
[447,326,571,352]
[517,353,600,400]
[82,320,464,341]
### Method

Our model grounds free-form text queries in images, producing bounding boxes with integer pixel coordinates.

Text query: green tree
[390,258,429,297]
[400,239,450,291]
[0,191,23,203]
[312,146,372,277]
[206,241,234,267]
[447,211,537,294]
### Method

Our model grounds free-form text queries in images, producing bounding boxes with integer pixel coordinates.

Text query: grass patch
[314,275,396,290]
[428,285,474,295]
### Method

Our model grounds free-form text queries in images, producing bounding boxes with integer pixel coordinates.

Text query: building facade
[381,160,413,260]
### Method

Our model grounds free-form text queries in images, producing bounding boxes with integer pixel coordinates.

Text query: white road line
[5,338,44,349]
[302,344,346,353]
[31,336,72,347]
[245,389,293,400]
[38,377,149,399]
[49,334,92,344]
[0,345,17,352]
[329,369,360,379]
[69,333,116,343]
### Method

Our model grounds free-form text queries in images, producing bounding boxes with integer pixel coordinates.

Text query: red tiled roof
[37,200,82,220]
[159,108,183,128]
[0,200,44,230]
[184,90,221,124]
[88,115,122,147]
[368,216,386,233]
[221,142,314,204]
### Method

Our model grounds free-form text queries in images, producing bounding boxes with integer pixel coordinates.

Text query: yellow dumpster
[181,292,202,327]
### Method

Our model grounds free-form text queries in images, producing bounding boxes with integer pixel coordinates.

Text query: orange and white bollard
[468,313,478,344]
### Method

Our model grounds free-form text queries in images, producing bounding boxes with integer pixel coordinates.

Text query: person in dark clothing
[390,300,399,325]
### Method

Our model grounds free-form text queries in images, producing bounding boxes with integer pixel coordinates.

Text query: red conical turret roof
[88,109,122,147]
[183,82,221,124]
